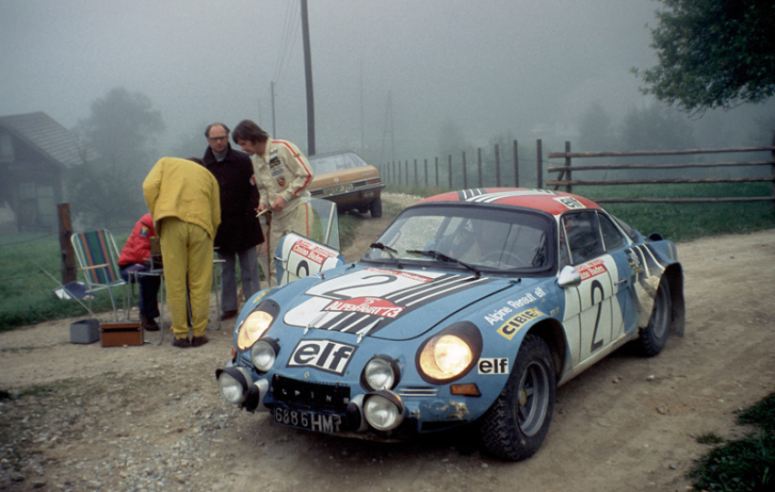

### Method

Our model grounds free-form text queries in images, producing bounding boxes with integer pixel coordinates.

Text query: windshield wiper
[406,249,481,278]
[369,242,403,268]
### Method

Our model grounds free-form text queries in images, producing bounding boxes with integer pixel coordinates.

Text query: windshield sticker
[496,308,544,340]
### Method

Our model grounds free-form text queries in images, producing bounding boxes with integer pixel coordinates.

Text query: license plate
[273,406,343,433]
[322,183,354,196]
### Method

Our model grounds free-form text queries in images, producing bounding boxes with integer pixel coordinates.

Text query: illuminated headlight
[216,367,253,404]
[362,356,399,391]
[364,392,404,431]
[250,339,278,372]
[417,322,482,384]
[237,306,277,350]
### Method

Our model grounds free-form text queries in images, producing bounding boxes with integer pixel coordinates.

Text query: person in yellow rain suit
[232,120,313,286]
[143,157,221,348]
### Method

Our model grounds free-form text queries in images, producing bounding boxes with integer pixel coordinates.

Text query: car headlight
[250,339,279,372]
[216,367,253,404]
[237,301,279,350]
[364,392,404,431]
[362,356,400,391]
[416,322,483,384]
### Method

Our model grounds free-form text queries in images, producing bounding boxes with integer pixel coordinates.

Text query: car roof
[418,188,602,216]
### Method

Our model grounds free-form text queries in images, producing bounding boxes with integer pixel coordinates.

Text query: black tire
[369,197,383,218]
[634,277,671,357]
[479,334,555,461]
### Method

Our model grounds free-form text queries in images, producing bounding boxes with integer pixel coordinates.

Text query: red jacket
[118,213,156,266]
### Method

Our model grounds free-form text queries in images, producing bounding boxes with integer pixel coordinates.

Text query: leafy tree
[620,104,695,151]
[69,88,165,227]
[634,0,775,112]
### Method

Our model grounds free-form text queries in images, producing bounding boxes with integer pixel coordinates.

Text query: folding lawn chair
[70,229,129,321]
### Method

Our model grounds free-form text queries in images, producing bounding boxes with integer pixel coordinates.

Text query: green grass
[0,232,128,331]
[689,392,775,492]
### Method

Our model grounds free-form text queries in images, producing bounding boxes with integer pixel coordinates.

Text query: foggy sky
[0,0,770,162]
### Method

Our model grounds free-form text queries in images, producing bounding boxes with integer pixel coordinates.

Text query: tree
[70,88,165,227]
[577,101,616,152]
[620,104,695,152]
[634,0,775,112]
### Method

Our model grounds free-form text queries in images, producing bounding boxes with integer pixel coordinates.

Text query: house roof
[0,111,99,169]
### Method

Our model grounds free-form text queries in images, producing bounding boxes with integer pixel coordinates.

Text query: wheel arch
[662,263,685,337]
[526,318,567,381]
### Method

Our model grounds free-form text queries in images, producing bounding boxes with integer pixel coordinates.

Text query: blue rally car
[216,189,685,460]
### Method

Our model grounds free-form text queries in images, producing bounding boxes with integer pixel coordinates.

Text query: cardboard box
[70,319,100,344]
[100,321,143,347]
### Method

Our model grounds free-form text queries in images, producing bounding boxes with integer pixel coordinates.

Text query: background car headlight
[362,356,399,391]
[237,303,278,350]
[364,393,404,431]
[250,339,278,372]
[416,321,483,384]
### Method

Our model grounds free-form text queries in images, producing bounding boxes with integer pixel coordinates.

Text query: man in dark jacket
[203,123,264,320]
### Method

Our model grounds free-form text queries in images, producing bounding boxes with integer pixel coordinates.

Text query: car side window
[562,212,604,265]
[598,212,626,252]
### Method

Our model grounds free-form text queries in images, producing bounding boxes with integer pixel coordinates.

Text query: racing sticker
[461,189,557,202]
[287,339,357,375]
[284,268,492,338]
[554,196,585,210]
[496,308,544,340]
[577,259,607,280]
[478,358,509,374]
[291,238,340,266]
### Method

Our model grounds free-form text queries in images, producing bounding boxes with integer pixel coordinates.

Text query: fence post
[495,144,501,187]
[462,151,467,189]
[398,160,402,185]
[58,203,77,284]
[536,139,543,189]
[514,140,519,187]
[405,160,409,186]
[435,157,439,188]
[565,141,572,194]
[414,159,418,186]
[448,155,453,189]
[424,158,428,187]
[477,148,483,188]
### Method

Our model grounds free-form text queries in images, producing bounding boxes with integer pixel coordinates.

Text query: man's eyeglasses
[208,136,228,142]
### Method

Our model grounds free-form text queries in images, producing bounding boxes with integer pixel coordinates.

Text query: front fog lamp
[216,367,253,404]
[362,356,399,391]
[237,308,276,350]
[250,339,278,372]
[364,392,404,431]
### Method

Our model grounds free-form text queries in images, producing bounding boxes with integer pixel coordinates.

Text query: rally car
[216,188,684,460]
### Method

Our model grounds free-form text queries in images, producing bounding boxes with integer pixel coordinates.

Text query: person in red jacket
[118,213,161,331]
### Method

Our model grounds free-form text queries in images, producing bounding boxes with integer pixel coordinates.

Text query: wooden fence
[378,134,775,206]
[546,134,775,204]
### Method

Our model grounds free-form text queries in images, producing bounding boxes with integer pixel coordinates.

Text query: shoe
[220,310,238,320]
[191,335,209,348]
[172,337,190,349]
[141,315,160,332]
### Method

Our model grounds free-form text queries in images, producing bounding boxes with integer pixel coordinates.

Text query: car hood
[280,265,511,341]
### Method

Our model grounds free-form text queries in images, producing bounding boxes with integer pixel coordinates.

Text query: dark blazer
[203,144,264,253]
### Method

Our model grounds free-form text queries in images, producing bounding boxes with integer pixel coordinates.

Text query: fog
[1,0,773,164]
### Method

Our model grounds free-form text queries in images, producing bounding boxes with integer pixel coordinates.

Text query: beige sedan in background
[308,151,385,217]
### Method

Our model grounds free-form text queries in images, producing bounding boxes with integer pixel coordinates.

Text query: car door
[559,211,618,368]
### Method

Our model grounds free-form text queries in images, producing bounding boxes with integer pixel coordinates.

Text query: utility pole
[271,81,277,137]
[301,0,315,155]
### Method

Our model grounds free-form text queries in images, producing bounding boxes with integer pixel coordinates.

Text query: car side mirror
[558,265,582,288]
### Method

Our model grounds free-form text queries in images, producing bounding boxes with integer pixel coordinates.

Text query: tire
[479,334,556,461]
[634,277,671,357]
[369,197,383,218]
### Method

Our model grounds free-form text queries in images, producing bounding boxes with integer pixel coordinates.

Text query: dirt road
[1,194,774,492]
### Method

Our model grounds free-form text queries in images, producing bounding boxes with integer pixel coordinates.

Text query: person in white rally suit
[232,119,313,286]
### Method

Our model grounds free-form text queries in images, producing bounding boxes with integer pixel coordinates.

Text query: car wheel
[634,277,671,357]
[479,334,555,461]
[369,197,383,218]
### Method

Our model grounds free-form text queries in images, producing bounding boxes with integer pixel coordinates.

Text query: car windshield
[309,152,367,174]
[363,204,555,276]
